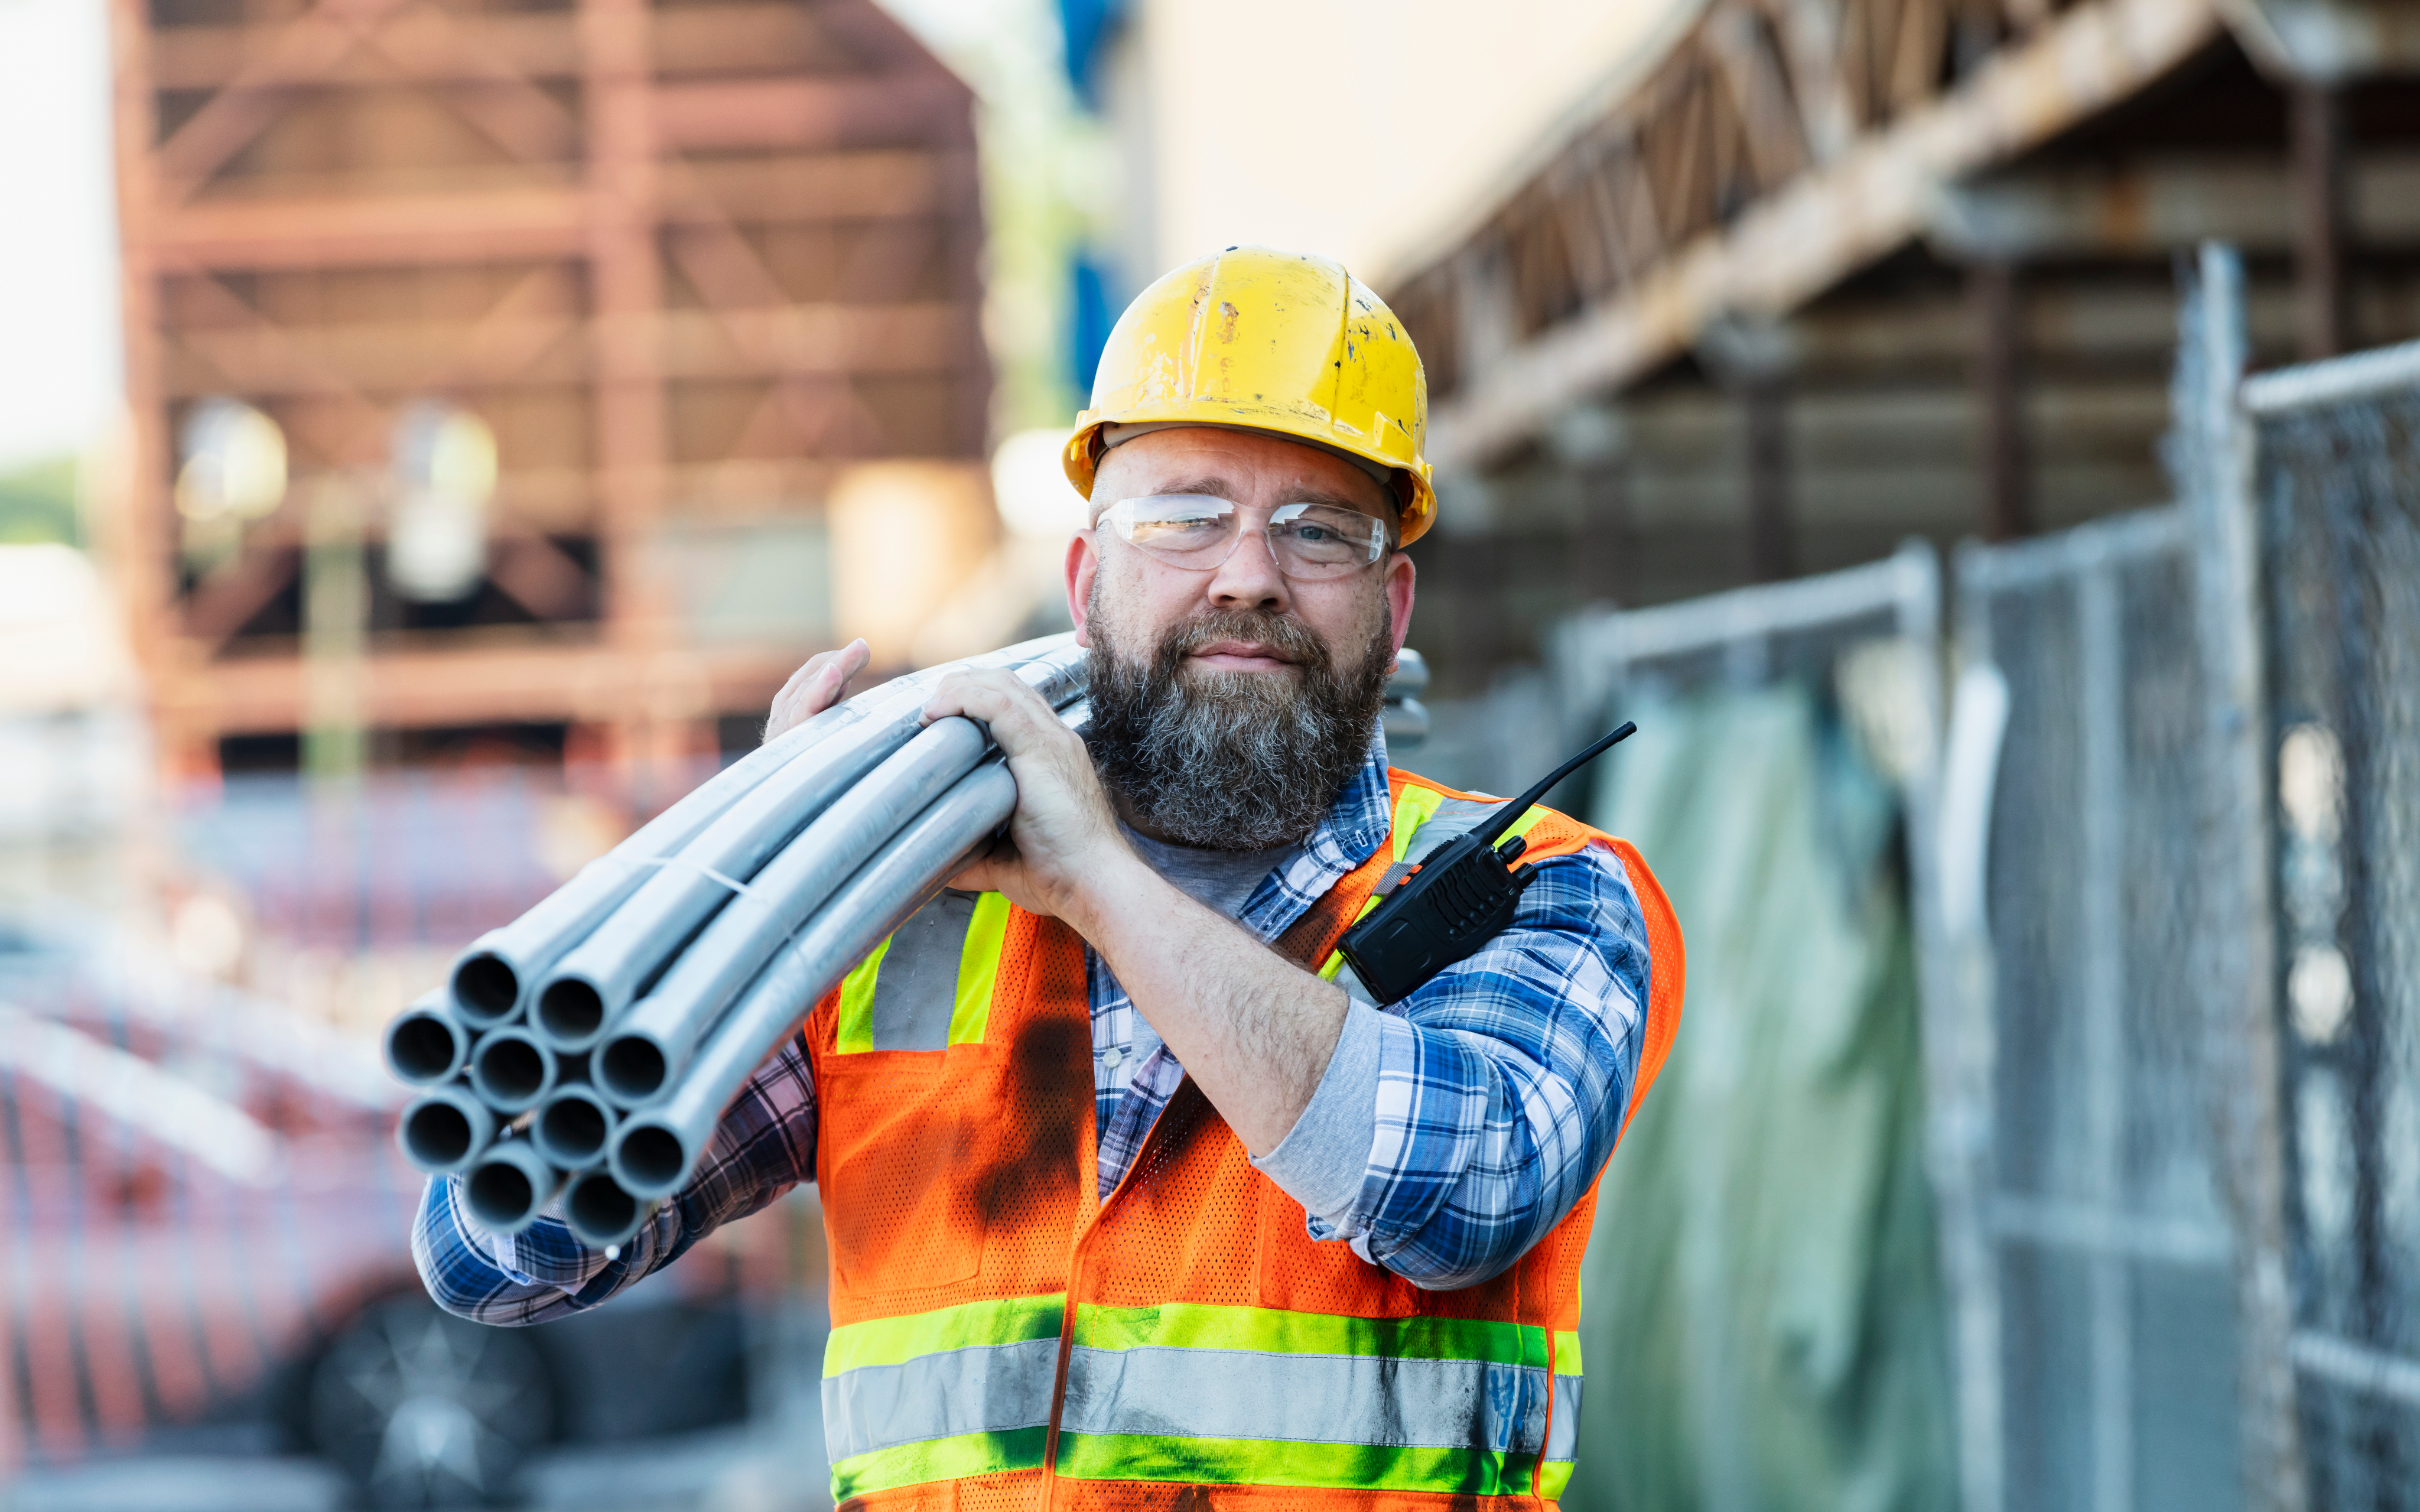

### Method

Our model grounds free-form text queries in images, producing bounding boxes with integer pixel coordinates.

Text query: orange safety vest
[806,768,1684,1510]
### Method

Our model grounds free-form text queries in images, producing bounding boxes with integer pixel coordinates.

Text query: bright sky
[1123,0,1701,284]
[0,0,122,472]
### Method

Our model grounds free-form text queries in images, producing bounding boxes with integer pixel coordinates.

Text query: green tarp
[1563,682,1956,1512]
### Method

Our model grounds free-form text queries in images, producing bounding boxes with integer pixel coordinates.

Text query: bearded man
[415,248,1683,1510]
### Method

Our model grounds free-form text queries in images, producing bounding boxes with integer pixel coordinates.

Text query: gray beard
[1084,604,1393,851]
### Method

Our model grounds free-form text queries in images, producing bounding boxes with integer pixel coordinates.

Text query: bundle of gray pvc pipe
[382,635,1427,1249]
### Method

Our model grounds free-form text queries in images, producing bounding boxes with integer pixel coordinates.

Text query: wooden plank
[150,5,863,88]
[154,188,590,269]
[154,152,976,271]
[160,301,978,395]
[108,0,175,679]
[160,639,803,734]
[666,149,980,224]
[149,11,581,89]
[655,76,974,151]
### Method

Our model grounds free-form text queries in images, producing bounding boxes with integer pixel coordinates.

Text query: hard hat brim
[1063,416,1437,546]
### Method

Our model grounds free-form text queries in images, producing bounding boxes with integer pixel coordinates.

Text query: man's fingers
[765,639,870,740]
[921,669,1065,752]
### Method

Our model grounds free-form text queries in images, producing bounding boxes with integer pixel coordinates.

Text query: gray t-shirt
[1113,823,1294,1081]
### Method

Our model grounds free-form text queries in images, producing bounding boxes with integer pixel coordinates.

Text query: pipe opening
[402,1100,474,1166]
[474,1035,548,1103]
[599,1036,667,1103]
[539,1096,610,1163]
[619,1123,687,1190]
[466,1158,539,1229]
[567,1170,638,1240]
[454,954,520,1023]
[387,1014,461,1082]
[538,977,606,1042]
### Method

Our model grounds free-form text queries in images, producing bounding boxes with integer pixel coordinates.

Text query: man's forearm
[1069,850,1350,1156]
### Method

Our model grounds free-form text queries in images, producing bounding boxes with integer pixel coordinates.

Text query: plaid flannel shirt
[413,735,1651,1321]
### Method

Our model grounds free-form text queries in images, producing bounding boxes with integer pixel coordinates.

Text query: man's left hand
[922,668,1138,926]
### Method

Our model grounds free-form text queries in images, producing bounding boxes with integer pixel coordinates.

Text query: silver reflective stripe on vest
[822,1336,1063,1462]
[1546,1371,1583,1462]
[871,890,982,1051]
[1060,1345,1550,1453]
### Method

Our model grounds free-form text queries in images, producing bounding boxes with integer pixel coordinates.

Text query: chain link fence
[1531,243,2420,1510]
[2240,309,2420,1512]
[1924,246,2420,1512]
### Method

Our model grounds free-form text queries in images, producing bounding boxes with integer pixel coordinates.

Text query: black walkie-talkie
[1335,721,1637,1005]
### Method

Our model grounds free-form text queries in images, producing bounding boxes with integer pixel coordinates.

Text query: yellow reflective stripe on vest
[824,1293,1066,1376]
[832,890,1010,1053]
[822,1295,1066,1494]
[1073,1300,1544,1365]
[948,891,1011,1046]
[1057,1302,1553,1494]
[1053,1435,1544,1498]
[834,935,890,1053]
[830,1427,1049,1501]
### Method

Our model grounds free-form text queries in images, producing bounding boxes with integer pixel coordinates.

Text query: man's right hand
[763,638,870,743]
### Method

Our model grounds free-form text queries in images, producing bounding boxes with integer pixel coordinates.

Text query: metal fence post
[2187,241,2308,1512]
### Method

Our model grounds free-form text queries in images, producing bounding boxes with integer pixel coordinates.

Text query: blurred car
[0,917,788,1507]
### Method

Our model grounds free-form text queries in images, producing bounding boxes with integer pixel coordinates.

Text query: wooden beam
[2291,83,2350,359]
[151,151,982,272]
[159,638,802,734]
[1929,151,2420,258]
[654,76,973,152]
[1970,257,2034,539]
[150,4,877,89]
[154,189,590,269]
[1422,0,2226,470]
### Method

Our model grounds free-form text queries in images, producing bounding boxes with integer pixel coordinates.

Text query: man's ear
[1383,550,1416,662]
[1067,531,1100,647]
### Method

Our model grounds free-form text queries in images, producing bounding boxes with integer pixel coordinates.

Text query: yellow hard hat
[1063,246,1437,545]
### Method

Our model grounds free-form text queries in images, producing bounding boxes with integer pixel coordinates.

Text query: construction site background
[2,0,2418,1507]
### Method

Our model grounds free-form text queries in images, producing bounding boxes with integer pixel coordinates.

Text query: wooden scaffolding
[106,0,991,792]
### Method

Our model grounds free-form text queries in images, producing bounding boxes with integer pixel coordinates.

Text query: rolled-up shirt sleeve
[412,1033,821,1324]
[1251,841,1650,1290]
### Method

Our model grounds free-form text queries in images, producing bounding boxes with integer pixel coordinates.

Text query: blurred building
[106,0,997,795]
[1071,0,2420,698]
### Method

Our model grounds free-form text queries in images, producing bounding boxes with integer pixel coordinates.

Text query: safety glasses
[1097,495,1391,581]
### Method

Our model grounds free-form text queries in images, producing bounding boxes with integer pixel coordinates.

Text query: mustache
[1147,609,1334,680]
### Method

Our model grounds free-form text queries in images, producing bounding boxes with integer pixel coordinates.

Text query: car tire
[307,1295,557,1507]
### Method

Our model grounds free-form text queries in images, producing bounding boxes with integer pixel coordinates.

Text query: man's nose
[1203,523,1289,610]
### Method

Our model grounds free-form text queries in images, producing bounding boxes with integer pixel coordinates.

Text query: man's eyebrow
[1275,484,1384,515]
[1147,476,1238,499]
[1131,475,1384,518]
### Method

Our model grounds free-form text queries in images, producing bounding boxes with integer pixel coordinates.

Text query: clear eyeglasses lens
[1106,495,1386,579]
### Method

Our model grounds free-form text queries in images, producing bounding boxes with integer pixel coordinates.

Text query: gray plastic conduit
[383,990,469,1086]
[447,631,1077,1026]
[468,1026,560,1114]
[606,701,1089,1200]
[529,641,1088,1053]
[463,1137,564,1235]
[532,1082,620,1168]
[564,1168,649,1248]
[398,1084,497,1174]
[597,714,1008,1108]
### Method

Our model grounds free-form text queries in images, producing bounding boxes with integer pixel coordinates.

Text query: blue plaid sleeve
[1318,841,1650,1290]
[412,1035,819,1324]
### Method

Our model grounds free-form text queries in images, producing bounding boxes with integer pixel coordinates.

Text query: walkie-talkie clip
[1335,721,1637,1006]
